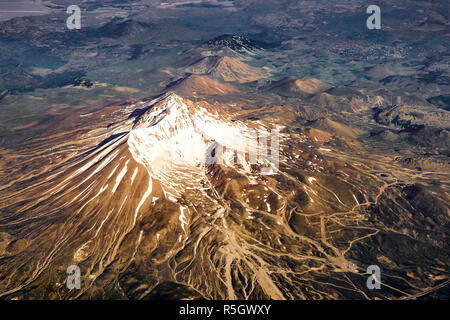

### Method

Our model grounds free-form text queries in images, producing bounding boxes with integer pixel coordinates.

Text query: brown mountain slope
[165,74,238,97]
[186,55,267,83]
[309,118,365,140]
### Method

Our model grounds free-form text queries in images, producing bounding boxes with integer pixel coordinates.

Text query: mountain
[0,93,286,299]
[1,93,448,300]
[202,34,274,54]
[263,77,332,97]
[364,65,394,80]
[308,118,365,140]
[1,0,450,302]
[165,74,238,96]
[186,56,267,83]
[129,93,269,196]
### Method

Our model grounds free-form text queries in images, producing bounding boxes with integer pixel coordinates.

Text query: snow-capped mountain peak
[128,93,264,197]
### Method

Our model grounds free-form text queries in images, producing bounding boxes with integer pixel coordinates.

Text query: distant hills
[262,77,332,97]
[165,74,238,96]
[186,55,267,83]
